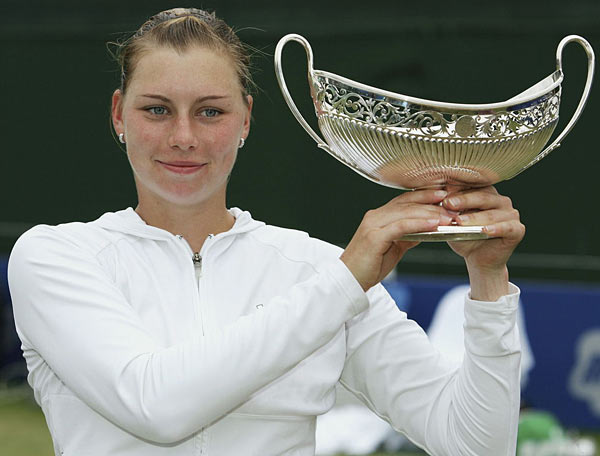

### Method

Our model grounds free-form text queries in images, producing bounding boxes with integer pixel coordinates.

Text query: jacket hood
[92,207,265,241]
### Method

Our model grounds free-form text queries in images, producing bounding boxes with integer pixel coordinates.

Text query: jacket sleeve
[8,226,368,444]
[339,282,521,456]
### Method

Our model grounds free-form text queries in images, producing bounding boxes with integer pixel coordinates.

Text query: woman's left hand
[443,185,525,301]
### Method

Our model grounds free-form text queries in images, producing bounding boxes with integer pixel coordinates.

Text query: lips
[157,160,206,175]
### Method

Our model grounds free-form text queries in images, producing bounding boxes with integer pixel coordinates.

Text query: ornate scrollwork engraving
[315,78,561,139]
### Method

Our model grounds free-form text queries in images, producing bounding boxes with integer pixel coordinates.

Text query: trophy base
[401,225,489,242]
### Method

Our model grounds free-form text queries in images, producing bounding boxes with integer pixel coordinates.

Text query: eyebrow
[139,94,230,103]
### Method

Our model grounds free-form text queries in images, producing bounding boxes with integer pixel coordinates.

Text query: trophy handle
[516,35,595,175]
[274,34,330,150]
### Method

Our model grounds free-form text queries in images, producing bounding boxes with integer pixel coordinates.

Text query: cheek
[208,122,241,157]
[122,107,161,143]
[219,131,240,169]
[130,120,164,147]
[125,132,159,171]
[224,149,238,170]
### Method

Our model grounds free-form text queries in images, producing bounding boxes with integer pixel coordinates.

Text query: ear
[111,89,125,135]
[242,94,253,138]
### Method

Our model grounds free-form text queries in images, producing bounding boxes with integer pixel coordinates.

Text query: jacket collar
[92,207,264,241]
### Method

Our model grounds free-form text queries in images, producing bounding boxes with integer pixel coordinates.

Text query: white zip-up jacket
[8,207,521,456]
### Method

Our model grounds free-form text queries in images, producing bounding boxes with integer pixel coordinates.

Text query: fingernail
[458,214,469,223]
[448,197,460,207]
[428,218,440,225]
[440,214,452,224]
[435,190,448,198]
[484,225,495,235]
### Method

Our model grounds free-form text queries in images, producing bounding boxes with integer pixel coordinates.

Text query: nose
[168,116,198,151]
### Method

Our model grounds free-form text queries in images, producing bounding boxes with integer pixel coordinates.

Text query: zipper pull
[192,252,202,265]
[192,252,203,280]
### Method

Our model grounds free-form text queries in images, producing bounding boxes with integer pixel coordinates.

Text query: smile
[156,160,206,175]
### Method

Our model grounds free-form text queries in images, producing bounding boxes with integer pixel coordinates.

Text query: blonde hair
[111,8,254,103]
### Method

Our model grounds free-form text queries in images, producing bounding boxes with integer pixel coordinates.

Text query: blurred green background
[1,0,600,282]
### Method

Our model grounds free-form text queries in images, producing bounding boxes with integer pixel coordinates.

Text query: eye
[147,106,168,116]
[201,108,221,118]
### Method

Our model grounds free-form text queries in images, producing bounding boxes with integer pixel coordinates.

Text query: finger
[456,208,520,227]
[443,188,512,212]
[378,217,440,243]
[444,184,477,195]
[446,185,497,196]
[445,186,498,206]
[364,204,453,228]
[393,239,419,251]
[483,220,526,242]
[387,188,449,206]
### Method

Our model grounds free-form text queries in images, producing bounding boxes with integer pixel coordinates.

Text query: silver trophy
[274,34,595,241]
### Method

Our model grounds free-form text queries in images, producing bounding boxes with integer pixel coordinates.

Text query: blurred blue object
[1,255,29,386]
[381,278,411,312]
[383,276,600,430]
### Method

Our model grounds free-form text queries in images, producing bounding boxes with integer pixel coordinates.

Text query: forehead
[127,45,240,94]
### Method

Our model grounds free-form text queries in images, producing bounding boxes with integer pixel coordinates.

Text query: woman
[8,8,525,456]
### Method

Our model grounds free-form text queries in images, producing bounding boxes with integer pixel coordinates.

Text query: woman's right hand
[340,189,453,291]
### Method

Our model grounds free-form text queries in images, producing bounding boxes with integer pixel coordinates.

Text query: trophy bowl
[274,34,595,241]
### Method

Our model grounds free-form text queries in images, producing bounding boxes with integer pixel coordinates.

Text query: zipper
[176,234,215,455]
[196,428,208,455]
[175,235,210,336]
[191,250,207,454]
[193,252,202,283]
[192,251,205,337]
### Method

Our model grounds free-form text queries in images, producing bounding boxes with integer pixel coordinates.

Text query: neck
[135,197,235,253]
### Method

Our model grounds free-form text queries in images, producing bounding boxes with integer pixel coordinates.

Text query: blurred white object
[315,394,421,455]
[428,285,534,388]
[518,436,597,456]
[315,400,391,455]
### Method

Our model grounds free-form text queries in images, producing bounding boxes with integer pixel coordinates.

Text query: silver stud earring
[119,133,126,144]
[238,137,245,149]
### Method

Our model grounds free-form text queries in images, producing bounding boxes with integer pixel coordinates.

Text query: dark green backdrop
[2,0,599,281]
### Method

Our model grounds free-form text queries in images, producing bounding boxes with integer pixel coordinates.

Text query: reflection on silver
[275,34,594,241]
